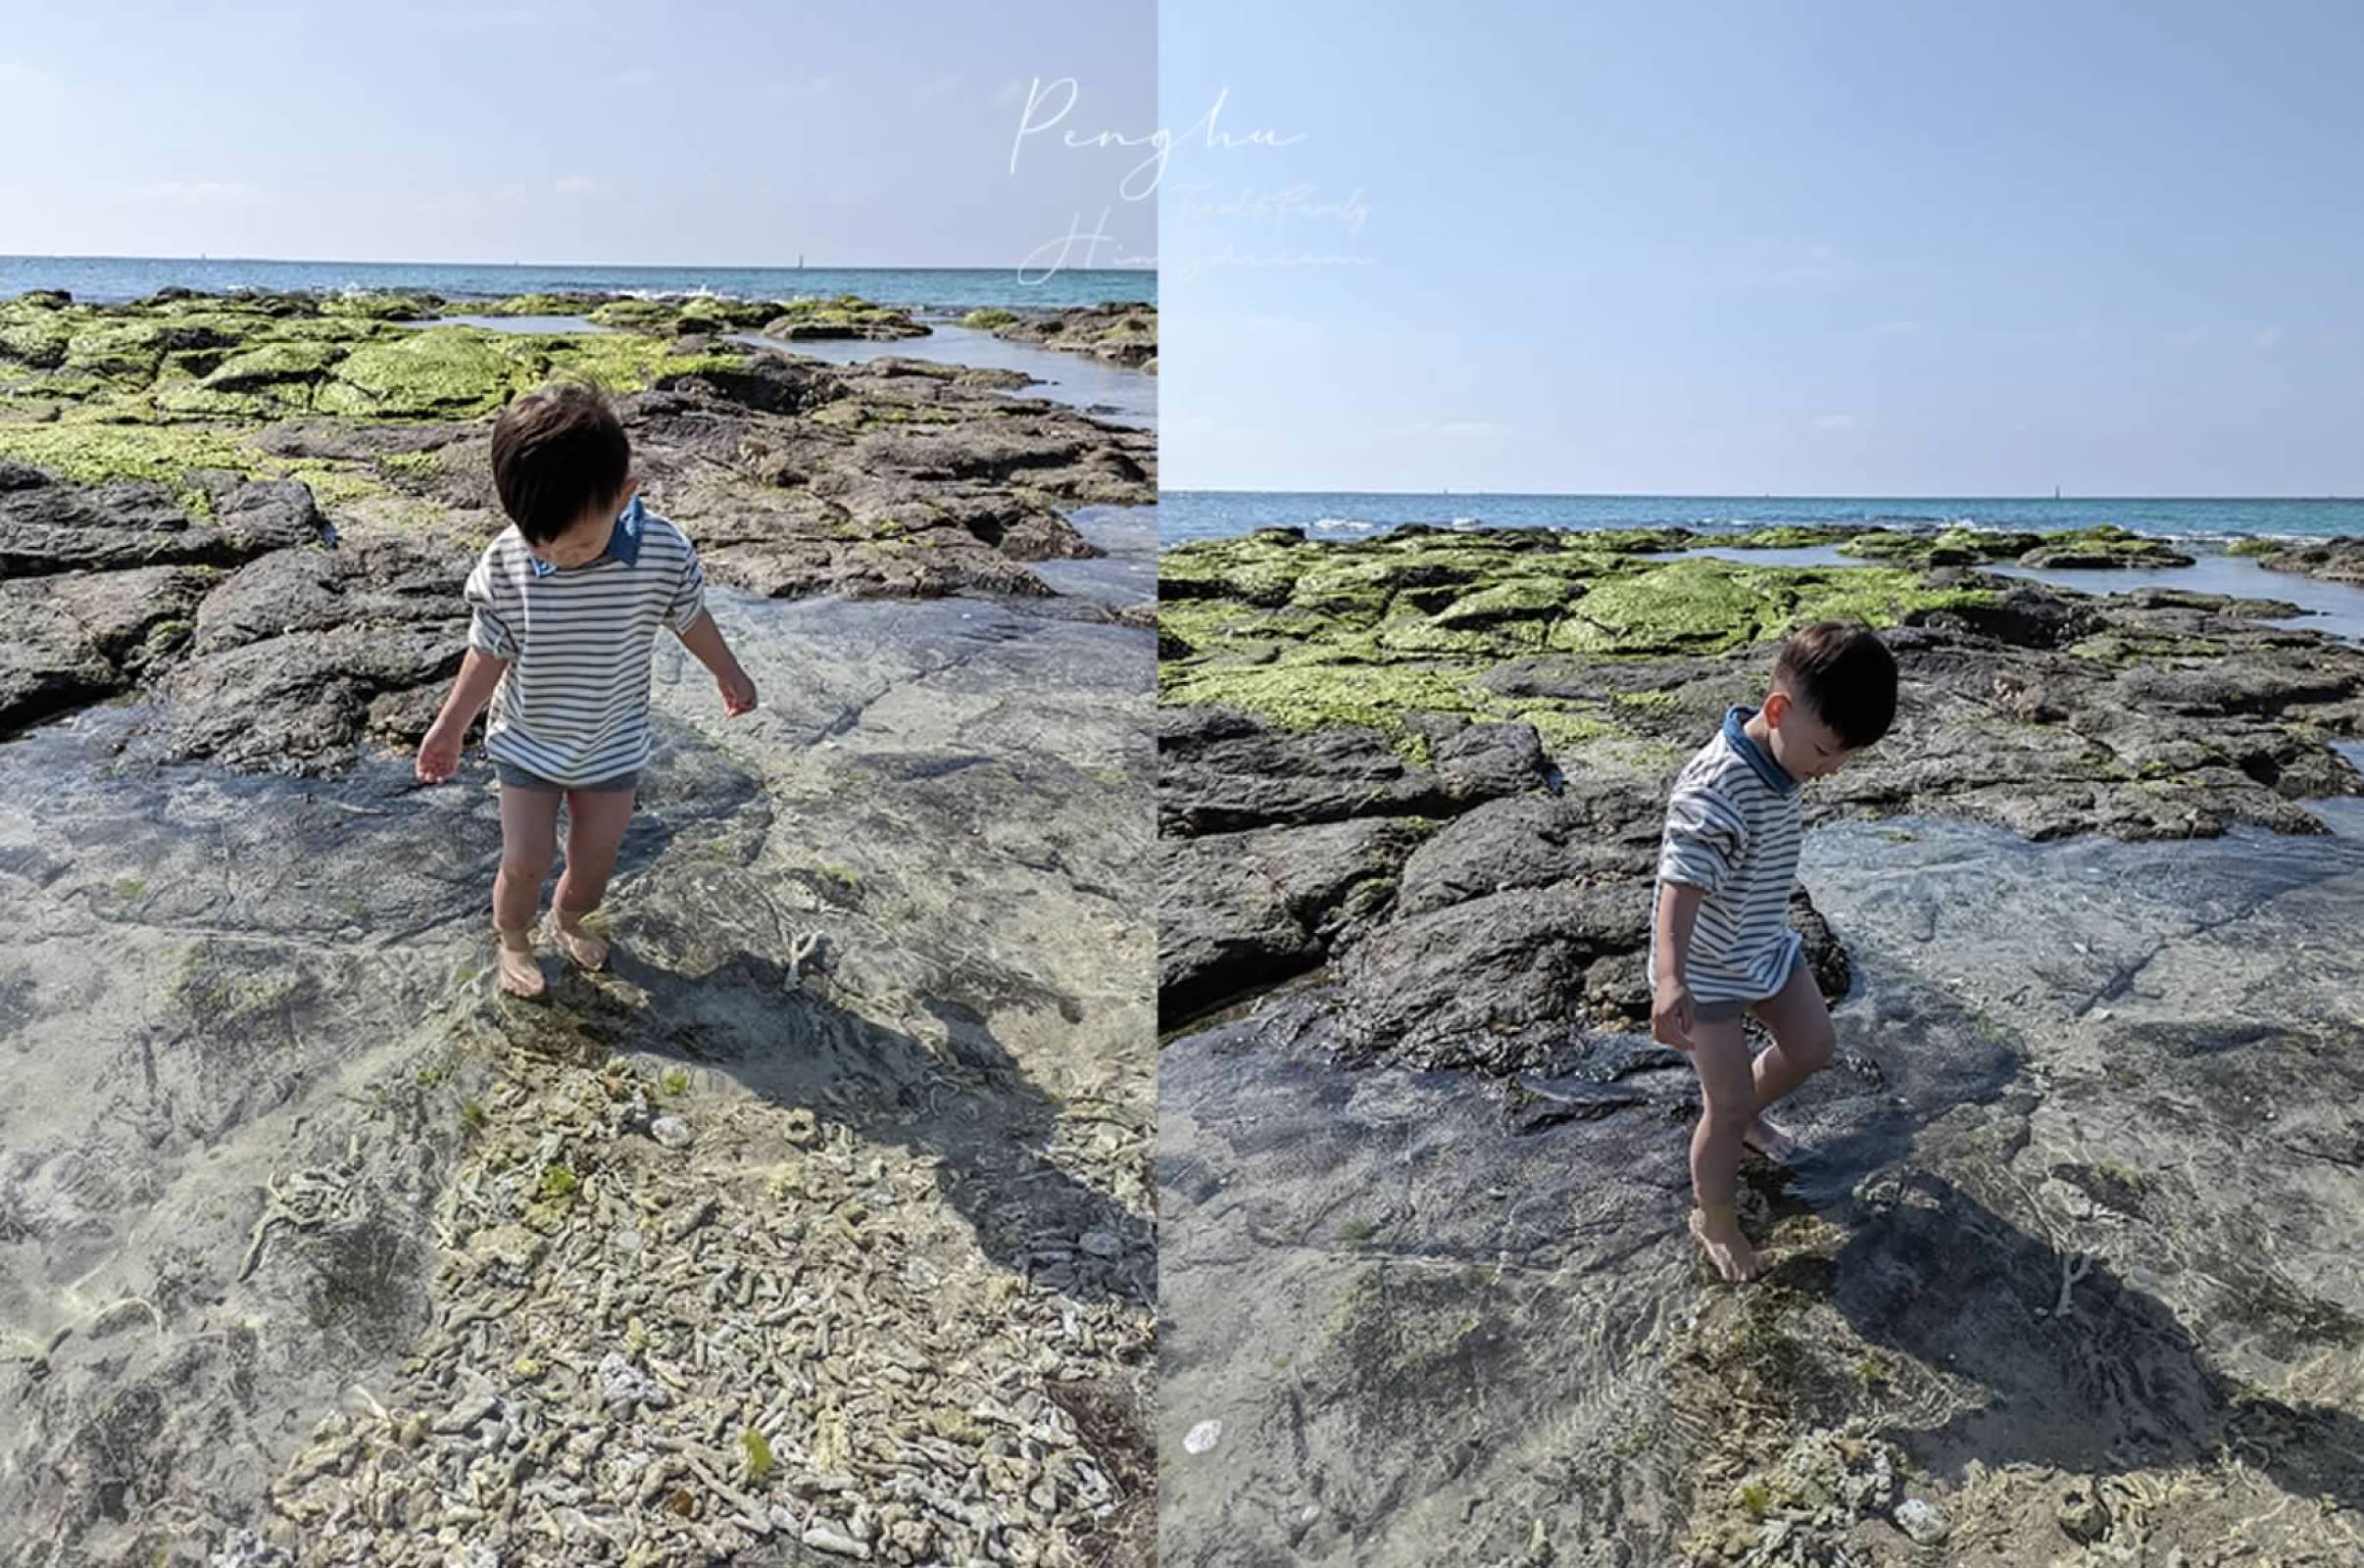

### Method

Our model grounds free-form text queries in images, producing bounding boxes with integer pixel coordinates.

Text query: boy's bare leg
[547,787,635,968]
[493,786,562,996]
[1686,1016,1762,1283]
[1741,961,1838,1159]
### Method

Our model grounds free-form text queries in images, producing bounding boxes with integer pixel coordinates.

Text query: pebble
[1894,1495,1950,1544]
[468,1223,545,1271]
[1078,1230,1121,1259]
[650,1115,695,1149]
[2055,1479,2110,1543]
[1183,1419,1221,1455]
[803,1522,871,1559]
[597,1350,671,1412]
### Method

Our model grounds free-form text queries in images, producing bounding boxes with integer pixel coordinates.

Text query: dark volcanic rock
[0,467,326,577]
[1,564,215,734]
[2246,536,2364,588]
[1395,791,1657,916]
[1157,707,1550,836]
[1160,816,1433,1027]
[980,303,1157,370]
[1330,883,1646,1072]
[1157,528,2364,1043]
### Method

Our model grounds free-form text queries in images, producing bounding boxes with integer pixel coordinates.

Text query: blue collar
[529,494,645,577]
[1724,706,1800,794]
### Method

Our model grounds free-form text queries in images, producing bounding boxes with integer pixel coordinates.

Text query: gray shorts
[494,761,640,794]
[1693,950,1807,1022]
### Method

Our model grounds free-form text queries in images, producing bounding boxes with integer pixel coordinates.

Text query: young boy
[1650,620,1897,1283]
[414,381,759,998]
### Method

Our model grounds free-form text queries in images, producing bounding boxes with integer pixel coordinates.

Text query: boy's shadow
[1825,1170,2364,1511]
[543,934,1150,1310]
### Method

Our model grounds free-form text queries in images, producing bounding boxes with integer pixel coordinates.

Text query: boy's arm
[1653,879,1705,989]
[672,607,736,674]
[673,610,759,715]
[1651,879,1706,1048]
[1653,775,1740,1049]
[416,648,509,781]
[431,648,509,733]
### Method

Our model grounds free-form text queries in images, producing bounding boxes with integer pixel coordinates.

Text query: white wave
[1309,517,1377,535]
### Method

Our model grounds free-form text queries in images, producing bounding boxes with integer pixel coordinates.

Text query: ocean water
[0,256,1153,313]
[1157,491,2362,548]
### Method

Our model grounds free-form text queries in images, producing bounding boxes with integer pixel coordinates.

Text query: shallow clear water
[732,321,1156,428]
[1033,505,1157,607]
[1990,557,2364,642]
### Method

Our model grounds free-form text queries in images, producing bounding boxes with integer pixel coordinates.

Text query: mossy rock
[202,340,353,393]
[314,326,540,418]
[1839,527,2044,568]
[584,298,680,330]
[475,292,612,318]
[318,293,436,321]
[63,318,243,381]
[670,298,779,332]
[961,307,1020,329]
[1550,558,1994,658]
[2016,527,2194,568]
[1834,529,1925,562]
[0,421,255,508]
[0,318,74,369]
[1159,660,1486,756]
[2226,536,2279,559]
[1724,524,1875,550]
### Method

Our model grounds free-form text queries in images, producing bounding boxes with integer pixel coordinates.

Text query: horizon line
[1,251,1155,273]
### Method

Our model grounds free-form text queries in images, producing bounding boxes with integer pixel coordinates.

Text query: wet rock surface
[1157,529,2364,1040]
[1157,525,2364,1563]
[0,589,1155,1566]
[1,289,1157,1564]
[1160,817,2364,1566]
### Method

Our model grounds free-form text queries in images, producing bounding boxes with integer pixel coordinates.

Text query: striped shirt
[463,495,708,787]
[1649,707,1804,1004]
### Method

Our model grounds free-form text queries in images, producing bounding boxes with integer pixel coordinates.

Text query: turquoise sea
[0,256,1153,314]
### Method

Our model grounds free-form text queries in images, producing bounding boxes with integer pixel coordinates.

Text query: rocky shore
[1157,522,2364,1565]
[2232,534,2364,588]
[0,289,1157,1566]
[1,289,1156,767]
[960,307,1157,376]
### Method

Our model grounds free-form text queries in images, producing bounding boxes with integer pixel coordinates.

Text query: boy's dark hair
[1773,621,1897,748]
[489,381,630,543]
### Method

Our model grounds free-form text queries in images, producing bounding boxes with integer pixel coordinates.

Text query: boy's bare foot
[1691,1203,1761,1283]
[544,911,610,972]
[1742,1115,1798,1162]
[494,927,545,998]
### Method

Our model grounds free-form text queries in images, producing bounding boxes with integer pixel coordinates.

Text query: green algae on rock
[1157,527,1996,755]
[975,303,1157,371]
[758,295,931,342]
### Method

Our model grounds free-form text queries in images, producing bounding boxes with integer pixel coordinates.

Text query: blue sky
[0,1,1153,269]
[1161,0,2364,496]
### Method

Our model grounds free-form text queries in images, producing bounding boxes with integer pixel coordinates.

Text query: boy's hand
[717,665,759,717]
[415,721,464,783]
[1651,978,1696,1051]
